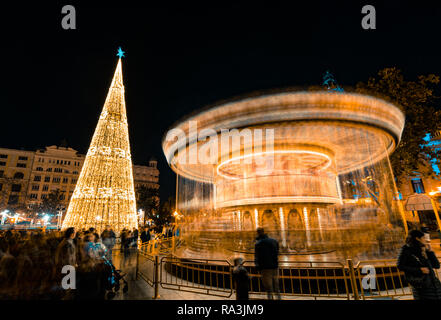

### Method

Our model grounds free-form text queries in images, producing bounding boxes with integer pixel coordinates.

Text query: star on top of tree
[116,47,125,58]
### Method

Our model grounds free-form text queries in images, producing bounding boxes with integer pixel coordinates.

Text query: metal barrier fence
[136,246,155,286]
[136,246,160,299]
[243,260,351,300]
[353,258,441,300]
[136,242,441,300]
[137,237,174,255]
[353,259,411,300]
[160,256,234,298]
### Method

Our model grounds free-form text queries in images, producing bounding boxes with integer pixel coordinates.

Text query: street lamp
[173,210,182,225]
[0,210,9,225]
[427,192,441,233]
[41,214,50,229]
[13,213,19,225]
[57,211,63,230]
[138,209,145,226]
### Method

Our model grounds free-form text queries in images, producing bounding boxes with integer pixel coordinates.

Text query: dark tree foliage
[356,68,441,186]
[142,196,173,233]
[0,175,30,214]
[155,196,174,232]
[37,189,65,215]
[136,185,160,225]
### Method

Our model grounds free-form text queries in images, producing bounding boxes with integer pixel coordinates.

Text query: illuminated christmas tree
[62,48,138,233]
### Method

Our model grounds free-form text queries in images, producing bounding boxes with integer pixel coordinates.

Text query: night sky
[2,1,441,202]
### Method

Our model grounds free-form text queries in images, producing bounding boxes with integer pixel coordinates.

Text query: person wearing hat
[232,257,249,300]
[397,229,441,300]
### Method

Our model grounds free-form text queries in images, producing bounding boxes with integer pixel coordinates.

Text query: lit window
[411,178,425,194]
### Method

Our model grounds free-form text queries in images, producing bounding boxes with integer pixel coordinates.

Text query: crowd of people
[0,225,143,299]
[0,228,65,299]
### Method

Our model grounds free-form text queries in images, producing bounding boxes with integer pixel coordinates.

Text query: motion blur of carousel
[162,90,407,264]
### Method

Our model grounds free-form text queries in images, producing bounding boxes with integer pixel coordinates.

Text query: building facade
[27,146,86,209]
[0,148,35,209]
[0,145,159,213]
[399,131,441,232]
[133,158,160,190]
